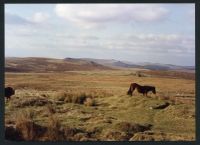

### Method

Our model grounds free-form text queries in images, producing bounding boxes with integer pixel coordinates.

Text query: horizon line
[5,56,195,67]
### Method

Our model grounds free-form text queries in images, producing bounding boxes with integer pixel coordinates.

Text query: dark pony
[127,83,156,96]
[5,87,15,101]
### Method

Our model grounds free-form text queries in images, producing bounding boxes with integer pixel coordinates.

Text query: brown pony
[127,83,156,96]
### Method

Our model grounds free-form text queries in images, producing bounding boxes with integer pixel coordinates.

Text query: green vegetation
[5,70,195,141]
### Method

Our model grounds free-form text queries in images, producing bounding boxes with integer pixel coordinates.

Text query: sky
[5,4,195,66]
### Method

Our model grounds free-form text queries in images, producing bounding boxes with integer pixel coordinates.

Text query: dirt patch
[150,102,170,109]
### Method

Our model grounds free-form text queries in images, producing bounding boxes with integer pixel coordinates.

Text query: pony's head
[127,83,137,96]
[127,89,132,96]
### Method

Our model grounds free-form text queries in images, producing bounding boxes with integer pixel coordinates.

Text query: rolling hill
[81,58,195,72]
[5,57,195,73]
[5,57,114,72]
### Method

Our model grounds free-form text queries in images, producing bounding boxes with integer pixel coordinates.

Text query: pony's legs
[131,86,136,96]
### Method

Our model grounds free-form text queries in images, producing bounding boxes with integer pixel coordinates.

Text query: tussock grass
[15,109,37,140]
[63,126,80,140]
[5,70,195,141]
[45,115,63,141]
[46,104,56,115]
[64,93,87,104]
[11,96,52,108]
[114,122,152,134]
[54,91,96,106]
[130,131,195,141]
[84,97,96,106]
[100,122,152,141]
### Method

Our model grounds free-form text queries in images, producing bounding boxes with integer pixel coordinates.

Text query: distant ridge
[5,57,114,72]
[5,57,195,73]
[81,58,195,72]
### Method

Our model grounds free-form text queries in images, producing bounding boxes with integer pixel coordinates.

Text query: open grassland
[5,70,195,141]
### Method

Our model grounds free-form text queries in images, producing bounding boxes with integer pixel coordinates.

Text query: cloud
[55,4,169,28]
[5,13,32,25]
[5,4,194,65]
[5,12,50,25]
[31,12,50,23]
[101,33,195,55]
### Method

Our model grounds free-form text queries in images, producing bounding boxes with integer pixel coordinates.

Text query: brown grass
[5,70,195,141]
[45,115,64,141]
[84,98,96,106]
[54,91,96,106]
[114,122,152,134]
[15,109,37,140]
[130,131,195,141]
[11,96,52,108]
[65,93,87,104]
[102,131,129,141]
[46,104,56,115]
[100,122,152,141]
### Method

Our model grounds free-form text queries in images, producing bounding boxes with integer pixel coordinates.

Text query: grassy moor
[5,57,195,141]
[5,3,195,142]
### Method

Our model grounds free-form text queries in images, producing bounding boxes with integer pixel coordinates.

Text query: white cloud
[5,12,50,25]
[31,12,50,23]
[5,4,194,65]
[101,33,194,55]
[55,4,169,28]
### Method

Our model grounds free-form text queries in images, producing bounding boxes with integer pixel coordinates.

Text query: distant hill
[81,58,195,72]
[136,62,195,71]
[112,61,141,68]
[5,57,113,72]
[5,57,195,73]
